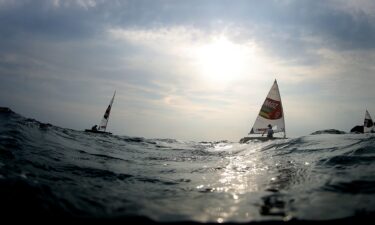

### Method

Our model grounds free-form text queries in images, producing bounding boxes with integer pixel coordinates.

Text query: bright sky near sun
[1,0,375,141]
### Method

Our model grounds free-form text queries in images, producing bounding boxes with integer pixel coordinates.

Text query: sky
[1,0,375,141]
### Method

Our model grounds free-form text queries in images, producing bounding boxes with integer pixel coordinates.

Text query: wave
[1,107,375,224]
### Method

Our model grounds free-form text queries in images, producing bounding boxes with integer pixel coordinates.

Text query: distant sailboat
[364,110,374,133]
[85,91,116,134]
[350,109,375,133]
[240,79,286,143]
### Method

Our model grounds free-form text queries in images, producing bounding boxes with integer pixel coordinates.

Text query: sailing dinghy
[85,91,116,135]
[364,110,374,133]
[350,110,375,133]
[240,79,286,143]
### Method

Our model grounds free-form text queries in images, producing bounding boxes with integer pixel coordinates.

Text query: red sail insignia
[259,98,282,120]
[104,105,111,119]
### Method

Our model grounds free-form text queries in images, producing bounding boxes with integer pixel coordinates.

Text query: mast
[364,109,368,133]
[276,79,286,138]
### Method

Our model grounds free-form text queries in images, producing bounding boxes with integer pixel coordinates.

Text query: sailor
[262,124,274,138]
[91,125,98,131]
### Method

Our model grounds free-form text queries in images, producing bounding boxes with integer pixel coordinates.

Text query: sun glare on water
[193,36,249,84]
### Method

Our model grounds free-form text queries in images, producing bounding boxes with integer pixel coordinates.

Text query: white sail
[249,79,286,138]
[364,110,374,133]
[99,91,116,131]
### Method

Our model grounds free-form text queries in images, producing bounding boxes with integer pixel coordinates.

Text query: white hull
[239,136,287,143]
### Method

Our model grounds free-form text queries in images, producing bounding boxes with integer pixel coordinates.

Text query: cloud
[1,0,375,140]
[52,0,98,9]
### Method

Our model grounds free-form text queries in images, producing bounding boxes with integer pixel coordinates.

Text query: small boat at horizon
[350,109,375,133]
[364,109,374,133]
[85,91,116,135]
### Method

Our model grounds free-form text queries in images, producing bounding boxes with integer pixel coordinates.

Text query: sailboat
[364,110,374,133]
[240,79,286,143]
[85,91,116,134]
[350,110,375,133]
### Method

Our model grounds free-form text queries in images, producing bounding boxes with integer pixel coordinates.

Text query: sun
[193,36,248,84]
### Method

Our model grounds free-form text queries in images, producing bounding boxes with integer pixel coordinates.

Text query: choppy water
[1,107,375,224]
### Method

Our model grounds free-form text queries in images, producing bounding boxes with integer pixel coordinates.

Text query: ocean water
[1,107,375,224]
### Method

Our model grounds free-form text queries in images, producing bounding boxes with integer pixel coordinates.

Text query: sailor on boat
[262,124,274,138]
[91,125,98,131]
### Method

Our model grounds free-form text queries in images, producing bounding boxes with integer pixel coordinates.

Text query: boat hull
[239,136,286,143]
[84,129,112,135]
